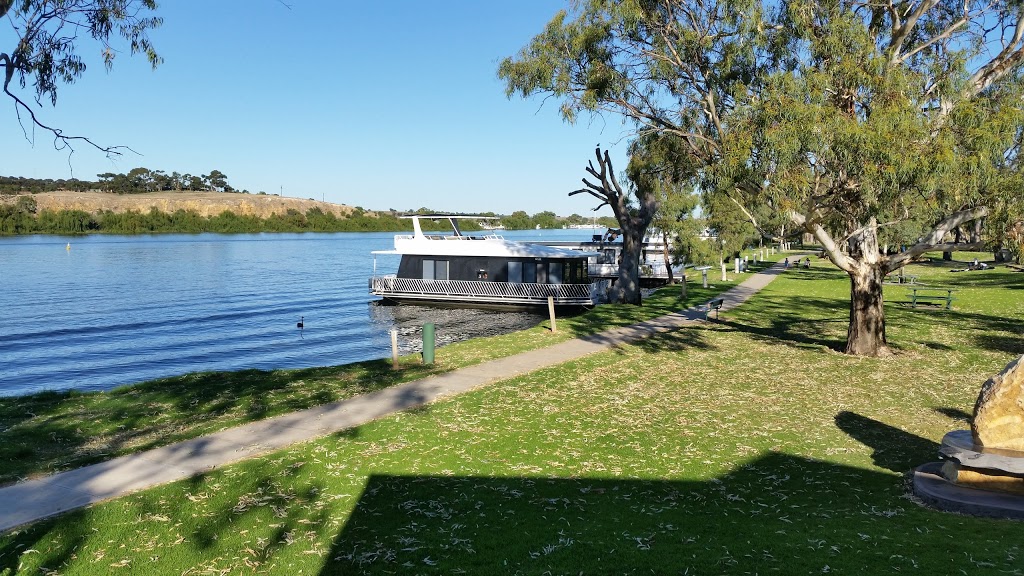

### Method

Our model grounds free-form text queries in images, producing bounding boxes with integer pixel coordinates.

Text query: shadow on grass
[0,359,444,486]
[834,411,940,474]
[933,407,973,424]
[0,465,330,575]
[702,283,1021,357]
[315,447,1006,574]
[1,414,1013,574]
[713,294,850,353]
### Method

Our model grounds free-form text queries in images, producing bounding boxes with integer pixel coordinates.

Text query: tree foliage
[1,0,162,154]
[500,0,1024,355]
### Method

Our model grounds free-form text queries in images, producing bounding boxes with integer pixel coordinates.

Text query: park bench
[705,297,725,320]
[908,286,956,310]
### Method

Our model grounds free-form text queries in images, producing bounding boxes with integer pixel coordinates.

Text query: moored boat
[529,229,685,286]
[369,215,608,309]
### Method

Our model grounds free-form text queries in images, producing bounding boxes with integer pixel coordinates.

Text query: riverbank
[0,280,739,486]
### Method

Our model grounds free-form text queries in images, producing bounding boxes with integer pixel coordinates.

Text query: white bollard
[390,329,399,370]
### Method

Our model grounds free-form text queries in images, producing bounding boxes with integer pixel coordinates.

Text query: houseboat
[529,229,685,286]
[369,215,607,309]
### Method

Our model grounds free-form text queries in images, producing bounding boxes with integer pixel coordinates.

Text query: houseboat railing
[395,234,505,241]
[370,276,604,305]
[588,261,680,279]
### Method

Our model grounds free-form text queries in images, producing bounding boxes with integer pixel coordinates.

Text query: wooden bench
[705,297,725,320]
[908,287,956,310]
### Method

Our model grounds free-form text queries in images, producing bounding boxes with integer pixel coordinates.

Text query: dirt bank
[1,191,357,219]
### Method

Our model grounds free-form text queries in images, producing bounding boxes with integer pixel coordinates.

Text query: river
[0,229,596,397]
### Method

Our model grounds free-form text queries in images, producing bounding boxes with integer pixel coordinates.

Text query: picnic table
[885,274,918,285]
[908,286,956,310]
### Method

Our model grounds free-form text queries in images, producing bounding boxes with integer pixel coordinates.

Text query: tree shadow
[933,407,972,424]
[714,294,850,352]
[0,358,446,486]
[0,463,330,575]
[315,446,1001,574]
[834,411,940,474]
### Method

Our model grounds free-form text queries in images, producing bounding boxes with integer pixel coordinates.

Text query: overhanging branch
[886,206,989,272]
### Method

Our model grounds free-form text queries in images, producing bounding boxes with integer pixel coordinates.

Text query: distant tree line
[0,169,240,194]
[490,210,617,230]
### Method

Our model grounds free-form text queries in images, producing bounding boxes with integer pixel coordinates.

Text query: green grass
[0,276,740,486]
[1,255,1022,574]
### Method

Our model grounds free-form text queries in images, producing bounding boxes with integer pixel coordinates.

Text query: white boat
[531,229,685,285]
[369,215,608,309]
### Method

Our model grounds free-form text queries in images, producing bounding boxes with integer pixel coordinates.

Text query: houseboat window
[548,262,563,284]
[523,262,537,283]
[422,260,449,281]
[507,261,522,283]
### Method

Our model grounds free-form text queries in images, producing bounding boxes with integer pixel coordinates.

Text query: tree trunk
[845,265,890,356]
[662,238,674,284]
[615,229,643,304]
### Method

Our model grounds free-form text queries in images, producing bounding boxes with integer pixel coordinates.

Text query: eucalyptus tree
[500,0,1024,356]
[1,0,162,155]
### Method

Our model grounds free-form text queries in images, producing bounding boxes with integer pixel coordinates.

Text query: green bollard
[422,323,435,365]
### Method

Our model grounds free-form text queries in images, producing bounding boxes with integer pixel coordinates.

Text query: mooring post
[422,323,435,365]
[547,296,557,332]
[390,328,399,370]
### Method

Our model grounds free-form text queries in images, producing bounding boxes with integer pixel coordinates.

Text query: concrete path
[0,260,794,532]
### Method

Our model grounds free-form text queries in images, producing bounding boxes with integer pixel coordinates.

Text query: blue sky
[1,1,631,217]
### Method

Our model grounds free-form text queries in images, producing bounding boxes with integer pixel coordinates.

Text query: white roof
[379,214,597,258]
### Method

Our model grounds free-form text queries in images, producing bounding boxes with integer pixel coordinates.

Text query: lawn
[1,253,1021,575]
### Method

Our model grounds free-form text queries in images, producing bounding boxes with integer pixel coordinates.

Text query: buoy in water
[66,243,70,250]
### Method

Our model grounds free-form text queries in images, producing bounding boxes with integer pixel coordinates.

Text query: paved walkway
[0,260,793,532]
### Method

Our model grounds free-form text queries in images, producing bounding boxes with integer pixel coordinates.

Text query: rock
[940,461,1024,496]
[973,355,1024,451]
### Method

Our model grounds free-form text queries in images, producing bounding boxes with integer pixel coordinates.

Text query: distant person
[802,258,810,269]
[784,258,790,269]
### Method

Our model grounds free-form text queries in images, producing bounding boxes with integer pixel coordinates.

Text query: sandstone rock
[940,460,1024,496]
[973,354,1024,451]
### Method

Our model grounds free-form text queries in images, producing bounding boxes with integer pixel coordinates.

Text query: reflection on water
[368,302,548,354]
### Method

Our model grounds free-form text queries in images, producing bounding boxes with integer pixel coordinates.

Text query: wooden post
[390,329,399,370]
[547,296,557,332]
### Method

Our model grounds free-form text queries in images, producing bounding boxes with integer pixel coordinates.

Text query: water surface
[0,230,590,397]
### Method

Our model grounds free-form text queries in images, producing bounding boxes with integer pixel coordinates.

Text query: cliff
[1,191,357,219]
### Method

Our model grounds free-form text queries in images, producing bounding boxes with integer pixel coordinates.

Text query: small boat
[369,215,607,309]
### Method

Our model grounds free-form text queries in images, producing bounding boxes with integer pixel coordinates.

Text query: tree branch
[886,205,990,271]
